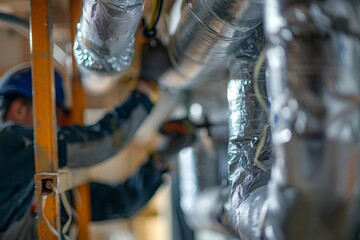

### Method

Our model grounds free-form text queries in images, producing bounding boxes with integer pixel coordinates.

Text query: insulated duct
[264,0,360,239]
[161,0,263,88]
[73,0,144,94]
[177,82,229,202]
[177,143,239,236]
[226,25,272,239]
[176,77,232,234]
[177,145,220,231]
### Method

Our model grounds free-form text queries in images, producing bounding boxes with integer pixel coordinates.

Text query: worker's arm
[90,155,166,221]
[88,118,197,221]
[58,85,156,168]
[0,88,152,184]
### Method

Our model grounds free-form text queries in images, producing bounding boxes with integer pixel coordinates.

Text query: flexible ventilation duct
[264,0,360,239]
[73,0,144,94]
[176,78,232,234]
[169,2,272,237]
[161,0,263,88]
[177,146,238,236]
[226,25,273,239]
[177,145,220,230]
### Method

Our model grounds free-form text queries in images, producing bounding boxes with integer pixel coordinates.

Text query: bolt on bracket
[34,173,59,196]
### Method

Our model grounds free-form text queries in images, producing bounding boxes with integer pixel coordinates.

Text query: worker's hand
[156,118,197,162]
[139,39,172,83]
[136,79,160,103]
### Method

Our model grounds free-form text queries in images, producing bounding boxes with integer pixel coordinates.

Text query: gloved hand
[139,39,172,83]
[156,118,197,162]
[136,78,160,103]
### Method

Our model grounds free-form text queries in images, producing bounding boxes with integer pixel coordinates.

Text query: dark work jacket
[0,90,166,239]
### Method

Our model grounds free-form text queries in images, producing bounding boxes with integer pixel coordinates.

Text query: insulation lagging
[263,0,360,239]
[73,0,144,93]
[226,24,273,239]
[164,0,264,88]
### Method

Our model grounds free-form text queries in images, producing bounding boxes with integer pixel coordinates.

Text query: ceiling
[0,0,176,108]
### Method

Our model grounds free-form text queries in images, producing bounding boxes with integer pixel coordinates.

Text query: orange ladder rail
[30,0,61,239]
[69,0,92,239]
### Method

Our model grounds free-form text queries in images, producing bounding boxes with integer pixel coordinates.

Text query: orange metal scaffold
[69,0,92,239]
[30,0,61,238]
[30,0,91,239]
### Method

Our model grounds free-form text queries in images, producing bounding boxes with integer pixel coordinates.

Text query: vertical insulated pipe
[73,0,144,93]
[177,144,220,230]
[264,0,360,239]
[226,25,272,239]
[176,79,231,233]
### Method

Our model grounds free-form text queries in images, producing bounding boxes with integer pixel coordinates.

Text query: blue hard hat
[0,64,69,112]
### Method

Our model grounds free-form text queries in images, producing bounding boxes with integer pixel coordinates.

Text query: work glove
[139,39,172,84]
[156,117,197,162]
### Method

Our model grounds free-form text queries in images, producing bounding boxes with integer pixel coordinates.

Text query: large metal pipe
[177,145,220,230]
[173,17,273,240]
[73,0,144,94]
[226,25,272,239]
[161,0,263,89]
[264,0,360,239]
[175,77,232,234]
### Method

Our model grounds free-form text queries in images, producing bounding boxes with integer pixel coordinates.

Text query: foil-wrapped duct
[177,144,239,237]
[162,0,263,88]
[264,0,360,239]
[73,0,144,93]
[226,25,273,239]
[176,77,231,234]
[166,71,246,237]
[177,146,220,229]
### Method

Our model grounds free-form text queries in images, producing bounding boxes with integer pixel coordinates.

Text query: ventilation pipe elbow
[161,0,264,89]
[73,0,144,94]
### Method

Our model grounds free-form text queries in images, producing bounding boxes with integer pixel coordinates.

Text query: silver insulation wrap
[162,0,263,88]
[176,77,234,234]
[264,0,360,239]
[177,146,223,231]
[176,144,238,237]
[226,25,272,239]
[74,0,144,75]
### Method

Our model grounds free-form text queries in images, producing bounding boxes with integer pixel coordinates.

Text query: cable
[0,12,28,28]
[143,0,163,38]
[0,11,67,67]
[253,46,269,172]
[147,0,159,30]
[152,0,163,30]
[42,196,61,238]
[60,192,73,240]
[253,46,269,117]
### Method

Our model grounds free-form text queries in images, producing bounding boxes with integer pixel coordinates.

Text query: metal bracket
[34,173,59,196]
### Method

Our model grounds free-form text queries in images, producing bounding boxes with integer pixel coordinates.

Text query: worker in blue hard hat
[0,64,69,125]
[0,62,195,239]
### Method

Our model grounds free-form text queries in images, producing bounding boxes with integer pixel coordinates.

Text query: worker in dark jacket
[0,63,191,239]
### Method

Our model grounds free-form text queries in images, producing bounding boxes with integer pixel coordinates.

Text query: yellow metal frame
[30,0,60,239]
[69,0,92,239]
[30,0,91,239]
